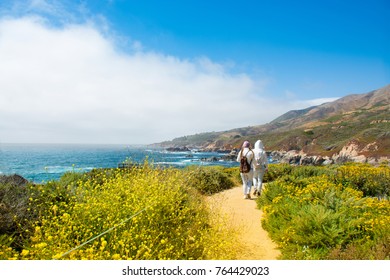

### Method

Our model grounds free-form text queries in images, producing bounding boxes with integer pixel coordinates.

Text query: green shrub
[335,163,390,198]
[290,165,335,179]
[326,234,390,260]
[184,166,235,195]
[258,171,390,260]
[263,164,335,183]
[263,164,293,182]
[0,177,38,251]
[221,167,242,185]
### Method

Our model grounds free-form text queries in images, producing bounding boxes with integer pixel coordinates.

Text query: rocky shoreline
[163,141,390,166]
[269,150,389,166]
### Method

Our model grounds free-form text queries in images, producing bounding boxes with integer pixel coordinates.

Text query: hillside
[156,85,390,164]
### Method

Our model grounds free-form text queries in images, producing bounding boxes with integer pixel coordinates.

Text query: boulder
[166,146,190,152]
[221,154,237,161]
[300,156,313,165]
[0,174,30,235]
[201,156,220,162]
[0,174,29,187]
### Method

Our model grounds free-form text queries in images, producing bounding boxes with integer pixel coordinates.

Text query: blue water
[0,143,238,183]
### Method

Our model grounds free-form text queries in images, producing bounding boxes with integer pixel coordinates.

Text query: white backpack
[254,150,266,169]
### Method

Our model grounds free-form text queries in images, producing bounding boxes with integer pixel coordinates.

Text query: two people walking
[236,140,268,199]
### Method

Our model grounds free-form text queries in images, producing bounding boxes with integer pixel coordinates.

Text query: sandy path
[207,186,280,260]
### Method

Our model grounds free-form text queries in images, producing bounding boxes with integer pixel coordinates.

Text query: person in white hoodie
[236,140,254,199]
[252,139,268,196]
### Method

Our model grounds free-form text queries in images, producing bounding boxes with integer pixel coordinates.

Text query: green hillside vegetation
[158,85,390,159]
[257,104,390,156]
[158,131,221,148]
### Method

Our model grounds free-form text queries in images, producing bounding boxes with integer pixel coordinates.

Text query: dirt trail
[207,186,280,260]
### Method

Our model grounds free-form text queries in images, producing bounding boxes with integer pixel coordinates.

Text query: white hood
[254,140,264,151]
[253,139,268,169]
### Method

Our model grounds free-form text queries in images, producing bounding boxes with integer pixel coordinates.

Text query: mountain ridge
[155,85,390,164]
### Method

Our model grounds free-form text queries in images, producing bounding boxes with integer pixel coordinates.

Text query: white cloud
[292,97,339,108]
[0,16,273,144]
[0,16,338,144]
[284,89,338,107]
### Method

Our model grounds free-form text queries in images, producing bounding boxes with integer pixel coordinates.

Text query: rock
[338,141,360,157]
[0,174,29,187]
[278,150,302,165]
[332,154,352,164]
[322,158,334,165]
[201,156,220,162]
[300,156,313,165]
[325,144,338,151]
[221,154,237,161]
[0,174,30,234]
[269,141,389,166]
[269,151,285,162]
[353,155,368,163]
[166,146,190,152]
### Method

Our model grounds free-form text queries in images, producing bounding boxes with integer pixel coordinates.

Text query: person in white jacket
[236,140,254,199]
[252,139,268,196]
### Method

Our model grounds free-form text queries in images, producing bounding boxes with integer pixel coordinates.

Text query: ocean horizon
[0,143,238,183]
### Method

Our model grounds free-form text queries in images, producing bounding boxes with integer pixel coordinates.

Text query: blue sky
[0,0,388,144]
[87,0,389,96]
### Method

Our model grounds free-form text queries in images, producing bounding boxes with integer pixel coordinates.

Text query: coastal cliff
[156,85,390,165]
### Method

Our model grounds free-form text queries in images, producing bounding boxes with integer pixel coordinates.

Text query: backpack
[240,149,252,173]
[254,150,266,169]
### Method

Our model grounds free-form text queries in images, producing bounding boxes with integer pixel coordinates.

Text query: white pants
[253,168,265,193]
[240,171,253,195]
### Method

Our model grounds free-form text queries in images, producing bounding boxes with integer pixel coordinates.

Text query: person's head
[242,141,250,148]
[255,140,265,150]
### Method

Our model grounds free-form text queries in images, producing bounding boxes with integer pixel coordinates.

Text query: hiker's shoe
[253,190,258,196]
[244,194,250,199]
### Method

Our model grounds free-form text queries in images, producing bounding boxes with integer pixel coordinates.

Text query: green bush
[263,164,335,183]
[326,234,390,260]
[184,166,235,195]
[335,163,390,198]
[263,164,293,182]
[290,165,336,179]
[258,170,390,260]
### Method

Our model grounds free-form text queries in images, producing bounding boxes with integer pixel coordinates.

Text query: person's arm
[236,150,242,162]
[262,152,268,170]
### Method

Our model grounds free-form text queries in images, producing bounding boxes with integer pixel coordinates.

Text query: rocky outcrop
[199,150,238,162]
[221,151,238,161]
[166,146,191,152]
[270,140,390,166]
[269,150,334,166]
[332,140,389,165]
[200,156,220,162]
[0,174,30,235]
[164,141,389,166]
[0,174,29,187]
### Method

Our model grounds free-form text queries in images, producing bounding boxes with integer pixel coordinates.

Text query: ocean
[0,143,238,183]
